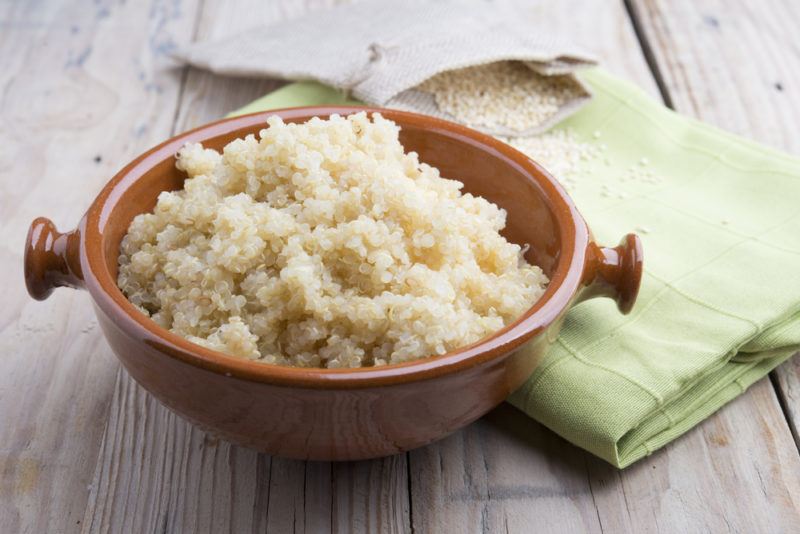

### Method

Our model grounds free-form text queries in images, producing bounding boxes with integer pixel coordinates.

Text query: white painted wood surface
[1,0,798,532]
[0,0,200,532]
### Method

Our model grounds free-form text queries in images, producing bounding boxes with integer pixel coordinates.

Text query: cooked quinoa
[117,112,548,368]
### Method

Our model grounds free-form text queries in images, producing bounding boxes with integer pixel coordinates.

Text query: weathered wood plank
[0,0,199,532]
[628,0,800,152]
[527,0,660,98]
[332,456,410,534]
[411,404,605,534]
[629,0,800,450]
[775,360,800,445]
[82,370,266,533]
[599,379,800,533]
[413,380,800,534]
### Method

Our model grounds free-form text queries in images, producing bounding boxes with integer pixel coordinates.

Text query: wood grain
[775,358,800,445]
[412,381,800,533]
[83,370,266,533]
[0,0,199,531]
[411,404,605,534]
[629,0,800,450]
[610,379,800,532]
[628,0,800,152]
[526,0,660,98]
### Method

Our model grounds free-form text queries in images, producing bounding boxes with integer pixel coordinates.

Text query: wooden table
[2,1,799,532]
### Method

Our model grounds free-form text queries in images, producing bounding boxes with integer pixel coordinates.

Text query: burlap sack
[173,0,597,136]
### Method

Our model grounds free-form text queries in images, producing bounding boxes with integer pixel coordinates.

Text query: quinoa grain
[418,62,585,133]
[117,113,548,368]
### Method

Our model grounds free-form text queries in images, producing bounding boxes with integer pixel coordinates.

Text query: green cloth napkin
[230,68,800,468]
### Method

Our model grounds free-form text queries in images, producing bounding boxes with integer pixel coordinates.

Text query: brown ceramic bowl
[24,107,642,461]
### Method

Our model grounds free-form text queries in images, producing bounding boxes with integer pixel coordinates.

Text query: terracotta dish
[24,107,643,461]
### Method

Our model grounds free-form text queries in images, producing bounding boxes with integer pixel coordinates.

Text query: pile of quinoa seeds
[414,61,663,199]
[417,62,584,133]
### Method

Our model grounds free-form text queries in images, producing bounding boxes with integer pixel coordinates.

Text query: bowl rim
[81,106,591,388]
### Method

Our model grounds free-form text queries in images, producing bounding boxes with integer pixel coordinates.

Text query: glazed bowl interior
[93,108,580,377]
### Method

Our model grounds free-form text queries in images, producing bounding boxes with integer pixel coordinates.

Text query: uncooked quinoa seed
[418,61,584,133]
[502,129,601,190]
[117,113,548,368]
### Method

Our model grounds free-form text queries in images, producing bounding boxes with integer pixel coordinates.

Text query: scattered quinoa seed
[500,129,601,189]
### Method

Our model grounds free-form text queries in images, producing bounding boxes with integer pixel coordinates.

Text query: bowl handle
[24,217,85,301]
[580,233,643,314]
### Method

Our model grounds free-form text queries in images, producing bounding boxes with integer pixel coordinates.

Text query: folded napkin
[174,0,595,136]
[228,69,800,468]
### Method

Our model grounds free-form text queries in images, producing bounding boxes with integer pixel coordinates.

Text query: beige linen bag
[174,0,596,136]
